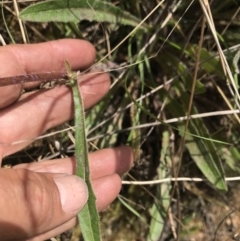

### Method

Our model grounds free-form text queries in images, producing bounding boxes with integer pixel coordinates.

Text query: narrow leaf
[179,124,227,190]
[167,86,227,191]
[66,65,101,241]
[148,131,171,241]
[19,0,147,29]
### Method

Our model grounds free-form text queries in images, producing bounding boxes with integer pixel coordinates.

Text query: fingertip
[0,169,87,240]
[110,146,134,175]
[47,39,96,71]
[94,174,122,211]
[54,175,88,214]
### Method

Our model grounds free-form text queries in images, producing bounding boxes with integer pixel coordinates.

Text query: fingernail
[54,175,88,213]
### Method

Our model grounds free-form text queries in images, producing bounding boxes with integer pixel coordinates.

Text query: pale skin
[0,39,133,241]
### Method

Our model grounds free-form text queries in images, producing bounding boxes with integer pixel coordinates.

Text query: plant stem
[0,71,69,86]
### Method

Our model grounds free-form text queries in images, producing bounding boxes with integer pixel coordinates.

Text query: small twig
[13,0,27,43]
[122,176,240,185]
[0,34,6,45]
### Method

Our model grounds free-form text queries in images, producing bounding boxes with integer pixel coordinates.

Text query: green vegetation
[1,0,240,240]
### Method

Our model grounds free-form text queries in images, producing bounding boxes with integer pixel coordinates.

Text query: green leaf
[118,196,146,223]
[148,131,171,241]
[19,0,147,29]
[167,84,227,191]
[66,64,101,240]
[177,61,206,94]
[187,45,224,77]
[179,123,227,191]
[158,51,206,94]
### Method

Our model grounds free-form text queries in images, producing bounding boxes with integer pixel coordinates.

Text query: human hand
[0,39,133,241]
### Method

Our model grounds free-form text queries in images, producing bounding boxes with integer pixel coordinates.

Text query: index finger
[0,39,96,108]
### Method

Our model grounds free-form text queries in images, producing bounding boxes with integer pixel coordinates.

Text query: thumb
[0,168,88,241]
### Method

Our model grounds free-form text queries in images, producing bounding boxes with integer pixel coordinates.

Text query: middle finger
[13,147,134,179]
